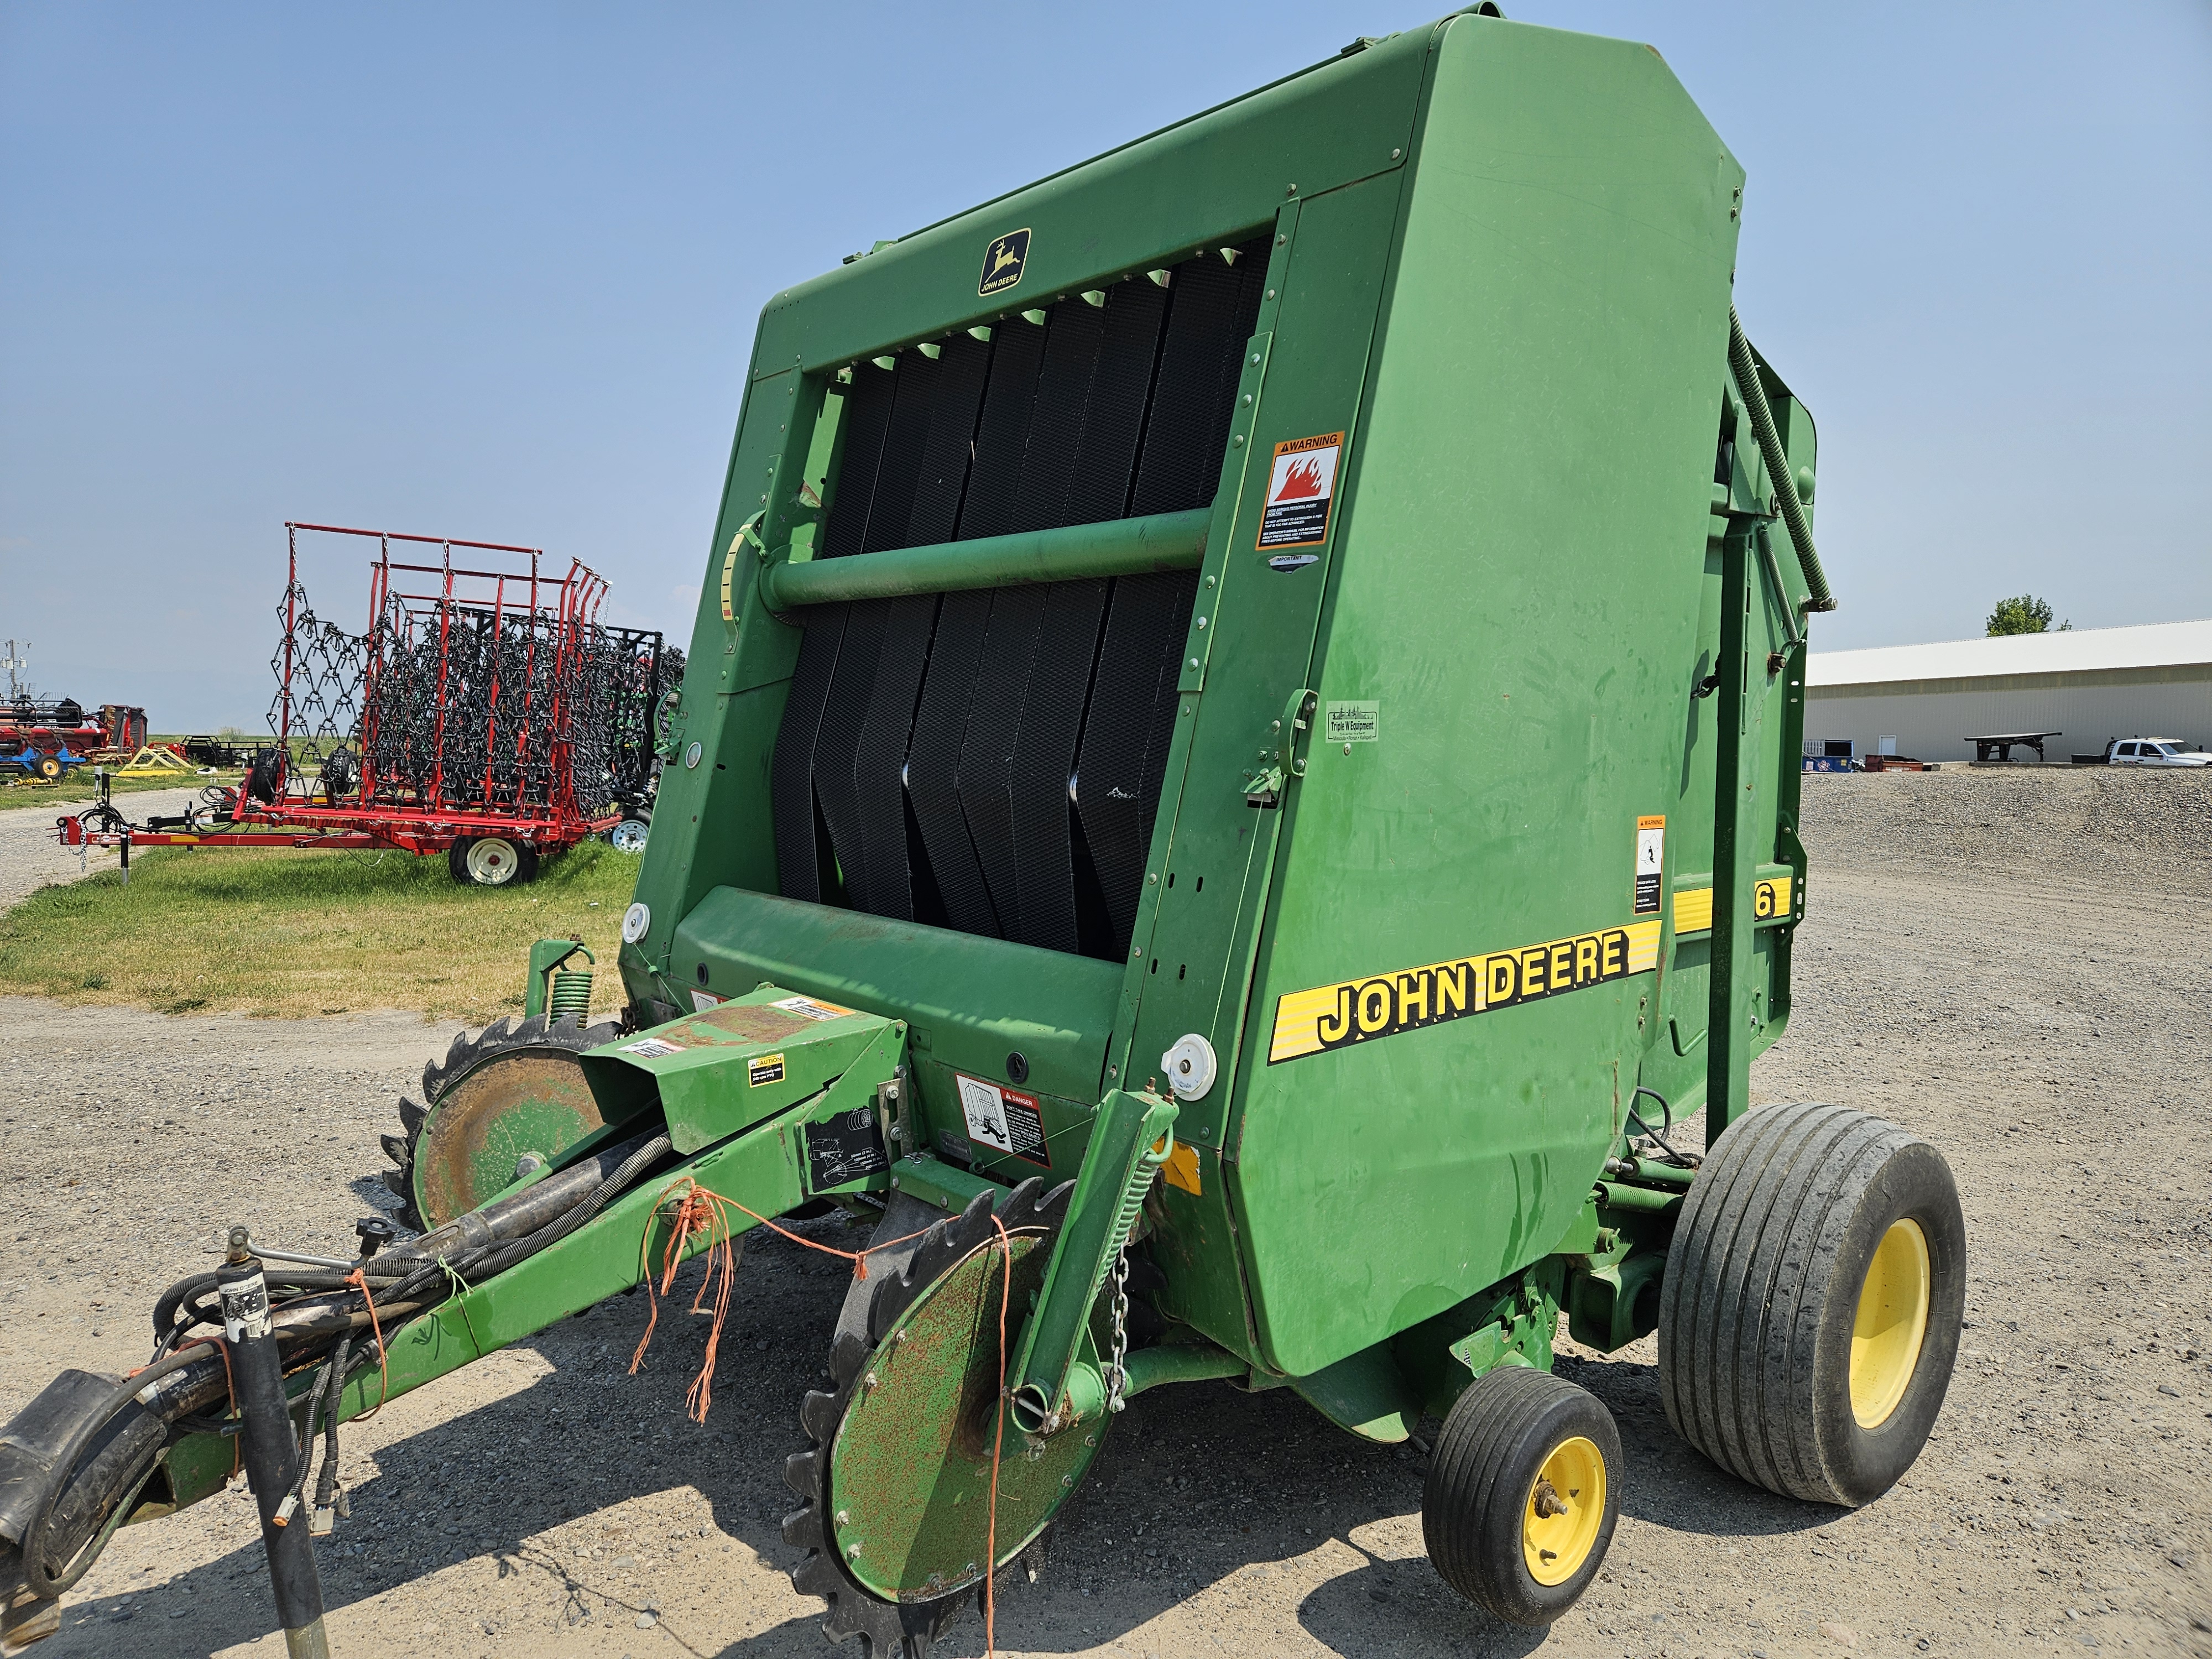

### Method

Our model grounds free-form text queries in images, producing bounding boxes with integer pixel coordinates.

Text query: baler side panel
[1227,18,1749,1379]
[1114,181,1402,1361]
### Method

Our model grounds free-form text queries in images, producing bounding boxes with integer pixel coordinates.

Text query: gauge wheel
[1656,1101,1966,1506]
[1423,1364,1621,1625]
[609,817,650,854]
[449,836,538,887]
[34,755,62,781]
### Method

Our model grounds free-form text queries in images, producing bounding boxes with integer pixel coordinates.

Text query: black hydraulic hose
[1728,305,1835,613]
[16,1345,210,1598]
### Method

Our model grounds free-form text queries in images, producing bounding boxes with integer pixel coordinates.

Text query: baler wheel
[1655,1100,1966,1507]
[783,1179,1077,1657]
[1422,1364,1621,1624]
[378,1013,618,1229]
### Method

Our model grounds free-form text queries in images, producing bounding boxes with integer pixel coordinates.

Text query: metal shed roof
[1807,618,2212,689]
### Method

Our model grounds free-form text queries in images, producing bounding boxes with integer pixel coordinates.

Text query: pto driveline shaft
[219,1228,332,1659]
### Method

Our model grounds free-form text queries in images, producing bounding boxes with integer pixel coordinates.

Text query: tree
[1986,594,2070,637]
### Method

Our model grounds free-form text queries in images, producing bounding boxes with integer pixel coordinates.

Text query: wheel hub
[1521,1434,1604,1586]
[414,1051,605,1227]
[1849,1217,1931,1428]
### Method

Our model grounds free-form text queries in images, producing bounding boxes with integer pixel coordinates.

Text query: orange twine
[343,1268,390,1421]
[628,1176,936,1422]
[984,1214,1012,1659]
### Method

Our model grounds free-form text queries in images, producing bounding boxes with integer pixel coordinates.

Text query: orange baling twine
[983,1214,1013,1659]
[343,1268,391,1420]
[628,1176,936,1423]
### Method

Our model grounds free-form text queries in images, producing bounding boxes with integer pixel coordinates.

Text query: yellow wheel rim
[1850,1217,1931,1428]
[1521,1434,1605,1586]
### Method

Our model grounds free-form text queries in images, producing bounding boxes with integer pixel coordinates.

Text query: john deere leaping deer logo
[979,228,1031,296]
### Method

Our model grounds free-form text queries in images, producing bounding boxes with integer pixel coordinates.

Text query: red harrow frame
[59,524,655,885]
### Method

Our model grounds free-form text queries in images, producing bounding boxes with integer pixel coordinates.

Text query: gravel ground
[0,787,206,911]
[2,768,2208,1658]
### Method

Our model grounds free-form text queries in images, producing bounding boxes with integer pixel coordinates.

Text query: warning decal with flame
[1256,431,1344,552]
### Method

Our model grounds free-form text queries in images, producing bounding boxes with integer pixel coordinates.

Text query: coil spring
[548,967,593,1020]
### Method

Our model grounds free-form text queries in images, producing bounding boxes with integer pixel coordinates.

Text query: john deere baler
[2,12,1963,1653]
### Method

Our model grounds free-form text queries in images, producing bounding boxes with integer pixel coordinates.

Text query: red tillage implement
[60,524,666,885]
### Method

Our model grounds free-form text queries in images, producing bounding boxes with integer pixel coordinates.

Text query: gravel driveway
[1,769,2206,1658]
[0,787,207,911]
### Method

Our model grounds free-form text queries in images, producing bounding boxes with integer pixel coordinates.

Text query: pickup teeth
[784,1176,1074,1653]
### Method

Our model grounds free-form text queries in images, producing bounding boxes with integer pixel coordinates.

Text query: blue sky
[3,2,2206,729]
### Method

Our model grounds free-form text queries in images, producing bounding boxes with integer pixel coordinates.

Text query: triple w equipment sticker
[1256,432,1344,551]
[1269,918,1662,1063]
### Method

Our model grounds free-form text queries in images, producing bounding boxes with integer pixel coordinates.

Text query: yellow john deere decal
[1671,875,1793,936]
[1269,918,1662,1065]
[978,228,1030,296]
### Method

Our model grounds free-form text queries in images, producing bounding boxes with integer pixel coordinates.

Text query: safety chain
[1104,1248,1131,1413]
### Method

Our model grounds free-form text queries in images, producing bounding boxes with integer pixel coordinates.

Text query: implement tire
[1422,1365,1620,1626]
[1657,1101,1965,1507]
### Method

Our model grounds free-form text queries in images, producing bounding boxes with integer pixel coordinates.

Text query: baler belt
[958,584,1051,936]
[906,590,1000,936]
[1009,577,1111,953]
[769,604,848,905]
[954,315,1050,542]
[1074,568,1198,951]
[813,597,891,904]
[848,593,942,921]
[902,333,993,547]
[775,235,1271,958]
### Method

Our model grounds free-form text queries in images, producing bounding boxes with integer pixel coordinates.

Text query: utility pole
[0,640,29,701]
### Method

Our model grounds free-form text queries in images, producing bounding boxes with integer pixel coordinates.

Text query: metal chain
[1104,1249,1131,1413]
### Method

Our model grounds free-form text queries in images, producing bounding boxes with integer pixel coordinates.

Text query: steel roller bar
[759,507,1211,609]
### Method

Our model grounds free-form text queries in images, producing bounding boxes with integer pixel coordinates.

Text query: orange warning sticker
[1256,431,1344,552]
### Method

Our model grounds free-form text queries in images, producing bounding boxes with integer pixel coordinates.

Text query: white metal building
[1804,619,2212,763]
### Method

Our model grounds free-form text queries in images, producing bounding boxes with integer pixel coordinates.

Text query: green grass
[0,840,638,1021]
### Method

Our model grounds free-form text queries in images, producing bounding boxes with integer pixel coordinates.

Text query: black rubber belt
[771,360,898,900]
[1006,282,1169,951]
[905,589,1000,937]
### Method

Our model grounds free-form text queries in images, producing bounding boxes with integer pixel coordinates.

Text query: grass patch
[0,841,638,1021]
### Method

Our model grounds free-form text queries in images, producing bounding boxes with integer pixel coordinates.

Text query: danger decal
[956,1072,1050,1168]
[1267,918,1663,1064]
[1256,432,1344,551]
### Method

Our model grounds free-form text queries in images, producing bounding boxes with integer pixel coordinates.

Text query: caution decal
[1268,918,1662,1065]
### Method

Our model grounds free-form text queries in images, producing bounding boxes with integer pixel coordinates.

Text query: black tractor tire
[1423,1364,1621,1625]
[448,836,538,887]
[1656,1100,1966,1507]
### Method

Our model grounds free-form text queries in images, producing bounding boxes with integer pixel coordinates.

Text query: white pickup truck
[2096,737,2212,768]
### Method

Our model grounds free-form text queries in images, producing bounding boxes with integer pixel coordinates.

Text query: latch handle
[1242,687,1317,808]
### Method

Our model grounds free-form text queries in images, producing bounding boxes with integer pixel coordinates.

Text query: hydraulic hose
[1728,305,1835,613]
[22,1124,678,1603]
[15,1345,210,1598]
